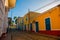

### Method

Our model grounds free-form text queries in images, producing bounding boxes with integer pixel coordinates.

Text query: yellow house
[17,17,23,24]
[23,12,40,31]
[17,17,23,30]
[31,5,60,36]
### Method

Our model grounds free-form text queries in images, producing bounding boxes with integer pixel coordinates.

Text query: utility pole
[28,9,30,31]
[11,10,13,26]
[11,10,12,20]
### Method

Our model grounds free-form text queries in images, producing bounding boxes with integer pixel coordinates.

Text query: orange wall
[32,5,60,32]
[23,12,40,31]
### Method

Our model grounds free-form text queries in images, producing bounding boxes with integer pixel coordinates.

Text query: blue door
[28,24,29,31]
[18,25,20,30]
[24,25,26,31]
[45,18,51,30]
[30,23,32,31]
[35,22,39,32]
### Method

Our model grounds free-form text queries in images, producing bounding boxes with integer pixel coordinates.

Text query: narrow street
[1,29,60,40]
[0,0,60,40]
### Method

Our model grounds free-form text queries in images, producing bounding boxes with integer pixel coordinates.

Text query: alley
[0,30,60,40]
[0,0,60,40]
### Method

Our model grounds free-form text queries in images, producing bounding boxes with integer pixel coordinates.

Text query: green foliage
[14,16,18,24]
[15,19,17,24]
[12,20,14,24]
[8,17,12,26]
[14,16,17,20]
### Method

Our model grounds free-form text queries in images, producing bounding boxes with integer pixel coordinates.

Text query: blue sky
[8,0,55,18]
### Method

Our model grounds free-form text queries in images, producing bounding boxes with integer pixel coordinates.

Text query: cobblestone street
[0,30,60,40]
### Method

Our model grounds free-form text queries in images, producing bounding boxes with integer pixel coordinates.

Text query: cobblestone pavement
[0,30,60,40]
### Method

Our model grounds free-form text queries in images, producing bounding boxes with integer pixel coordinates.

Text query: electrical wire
[34,0,59,11]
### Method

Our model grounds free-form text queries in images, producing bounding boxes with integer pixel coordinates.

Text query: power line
[34,0,59,11]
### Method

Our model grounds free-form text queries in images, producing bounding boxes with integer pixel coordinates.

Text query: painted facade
[0,0,16,37]
[17,17,23,30]
[19,5,60,36]
[31,5,60,36]
[23,12,40,31]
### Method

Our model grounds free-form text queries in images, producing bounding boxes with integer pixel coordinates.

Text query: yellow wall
[17,17,23,30]
[8,0,16,8]
[23,12,30,31]
[5,0,16,8]
[17,17,23,24]
[29,12,40,23]
[32,5,60,32]
[23,12,40,31]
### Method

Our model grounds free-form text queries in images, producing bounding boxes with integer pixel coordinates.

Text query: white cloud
[35,0,60,13]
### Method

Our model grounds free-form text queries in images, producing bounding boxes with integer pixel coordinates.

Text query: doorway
[45,18,51,30]
[35,22,39,32]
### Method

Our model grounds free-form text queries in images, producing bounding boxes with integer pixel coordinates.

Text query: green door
[35,22,39,32]
[45,18,51,30]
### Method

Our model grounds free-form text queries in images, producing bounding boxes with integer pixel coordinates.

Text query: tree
[14,16,17,20]
[14,16,17,24]
[8,17,12,26]
[15,19,17,24]
[11,20,14,25]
